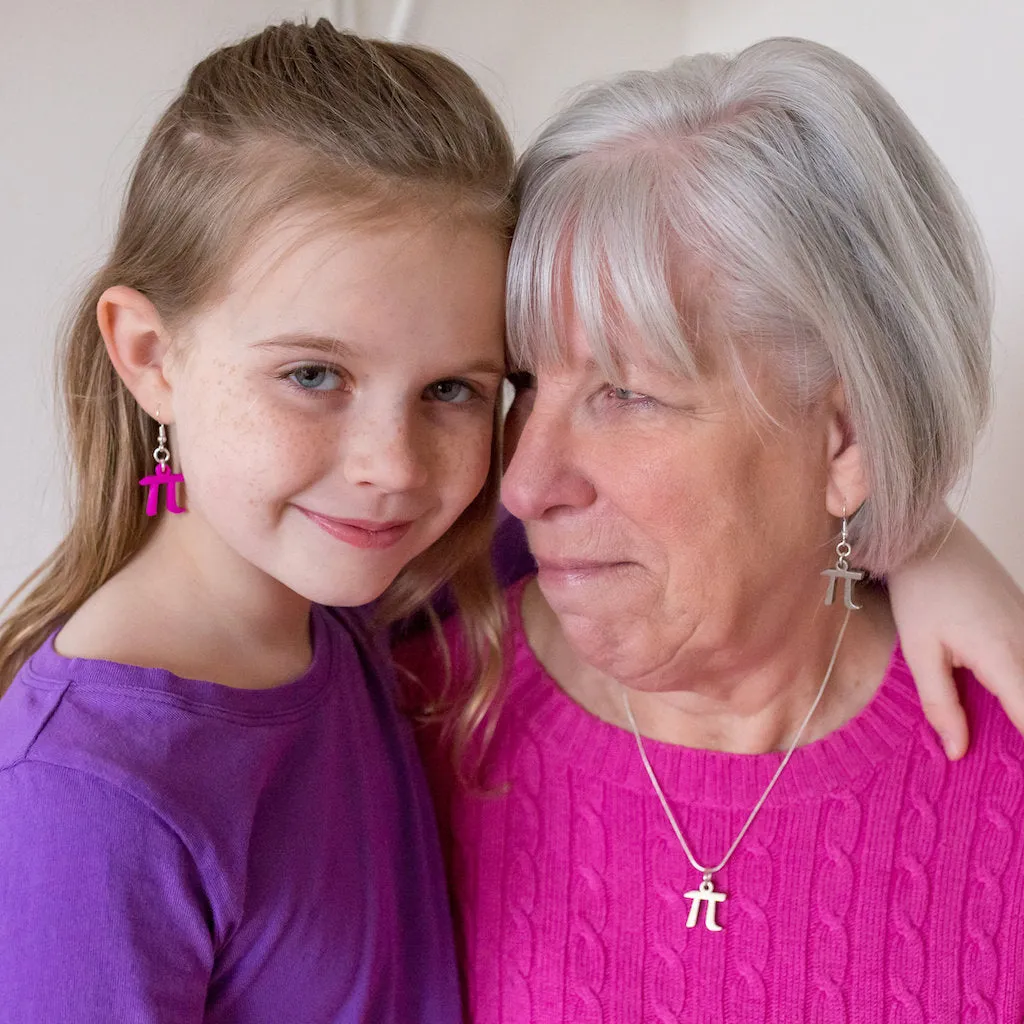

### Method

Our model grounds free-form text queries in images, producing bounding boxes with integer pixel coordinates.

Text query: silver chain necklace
[622,607,852,932]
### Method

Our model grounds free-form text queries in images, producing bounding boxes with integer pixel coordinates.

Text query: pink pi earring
[139,414,186,517]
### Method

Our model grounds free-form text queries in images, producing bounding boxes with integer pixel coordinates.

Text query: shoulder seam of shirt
[0,677,71,769]
[2,755,223,936]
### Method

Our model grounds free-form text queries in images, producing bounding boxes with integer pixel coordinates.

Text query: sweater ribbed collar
[501,576,924,809]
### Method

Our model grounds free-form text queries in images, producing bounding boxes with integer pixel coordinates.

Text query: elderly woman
[401,38,1024,1021]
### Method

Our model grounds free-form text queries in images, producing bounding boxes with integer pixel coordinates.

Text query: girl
[0,20,513,1022]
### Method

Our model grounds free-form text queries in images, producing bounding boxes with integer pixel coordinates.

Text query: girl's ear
[97,286,176,419]
[824,381,870,517]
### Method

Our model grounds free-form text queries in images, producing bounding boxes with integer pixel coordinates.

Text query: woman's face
[502,315,842,691]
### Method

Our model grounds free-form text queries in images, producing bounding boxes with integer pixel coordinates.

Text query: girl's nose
[343,409,429,494]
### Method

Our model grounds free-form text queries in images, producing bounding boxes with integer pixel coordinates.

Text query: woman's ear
[824,382,870,517]
[97,286,175,420]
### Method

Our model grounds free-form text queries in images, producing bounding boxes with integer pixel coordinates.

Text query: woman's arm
[888,516,1024,759]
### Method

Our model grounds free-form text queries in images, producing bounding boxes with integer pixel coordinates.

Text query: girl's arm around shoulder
[0,760,212,1022]
[889,515,1024,759]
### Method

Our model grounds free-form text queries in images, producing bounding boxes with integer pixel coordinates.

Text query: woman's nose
[501,386,596,520]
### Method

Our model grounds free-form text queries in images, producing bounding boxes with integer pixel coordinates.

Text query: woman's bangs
[508,151,702,379]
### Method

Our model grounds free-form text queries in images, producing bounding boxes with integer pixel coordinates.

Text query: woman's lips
[297,508,415,550]
[534,558,630,587]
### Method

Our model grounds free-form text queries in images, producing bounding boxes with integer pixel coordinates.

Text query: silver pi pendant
[684,875,726,932]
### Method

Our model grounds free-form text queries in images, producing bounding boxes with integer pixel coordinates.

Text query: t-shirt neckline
[26,604,346,721]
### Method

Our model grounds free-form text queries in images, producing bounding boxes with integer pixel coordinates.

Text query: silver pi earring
[821,507,865,610]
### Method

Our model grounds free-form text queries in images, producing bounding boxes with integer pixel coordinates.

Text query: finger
[900,641,969,759]
[956,645,1024,740]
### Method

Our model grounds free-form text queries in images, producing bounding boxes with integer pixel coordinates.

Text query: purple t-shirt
[0,604,460,1023]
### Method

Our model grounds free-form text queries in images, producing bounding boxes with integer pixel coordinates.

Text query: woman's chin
[550,610,627,672]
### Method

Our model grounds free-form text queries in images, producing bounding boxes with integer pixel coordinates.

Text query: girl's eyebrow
[463,361,507,377]
[255,332,506,377]
[254,333,356,357]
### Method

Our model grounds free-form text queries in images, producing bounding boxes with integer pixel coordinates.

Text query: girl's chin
[263,559,400,609]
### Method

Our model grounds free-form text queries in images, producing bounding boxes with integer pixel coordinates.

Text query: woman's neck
[57,513,314,690]
[520,577,897,754]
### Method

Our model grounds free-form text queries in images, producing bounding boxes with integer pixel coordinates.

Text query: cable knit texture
[398,578,1024,1023]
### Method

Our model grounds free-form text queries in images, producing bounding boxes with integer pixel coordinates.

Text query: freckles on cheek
[440,426,493,500]
[187,372,328,496]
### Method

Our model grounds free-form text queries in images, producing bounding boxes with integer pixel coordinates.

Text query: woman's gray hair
[508,37,992,572]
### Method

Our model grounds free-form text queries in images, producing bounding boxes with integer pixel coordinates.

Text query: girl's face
[164,212,507,607]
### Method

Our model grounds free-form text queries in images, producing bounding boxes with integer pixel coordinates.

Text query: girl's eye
[288,365,343,392]
[427,379,475,404]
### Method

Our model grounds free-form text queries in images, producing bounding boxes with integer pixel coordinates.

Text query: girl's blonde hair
[0,19,514,762]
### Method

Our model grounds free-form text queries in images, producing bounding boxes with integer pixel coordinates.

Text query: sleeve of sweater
[0,760,214,1024]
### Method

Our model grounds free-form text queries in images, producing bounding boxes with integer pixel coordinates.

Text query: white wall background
[2,0,1021,601]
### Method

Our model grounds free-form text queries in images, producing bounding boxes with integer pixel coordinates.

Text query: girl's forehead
[180,210,508,370]
[229,209,396,283]
[223,209,497,308]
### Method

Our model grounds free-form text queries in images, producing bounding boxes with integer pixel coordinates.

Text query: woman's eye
[609,386,645,402]
[603,385,656,409]
[427,379,475,404]
[289,365,342,392]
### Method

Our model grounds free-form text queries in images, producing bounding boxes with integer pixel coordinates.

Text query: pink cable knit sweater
[400,578,1024,1023]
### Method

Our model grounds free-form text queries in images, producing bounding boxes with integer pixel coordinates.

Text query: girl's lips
[297,508,415,550]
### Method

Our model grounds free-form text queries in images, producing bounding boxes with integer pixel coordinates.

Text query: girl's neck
[520,577,897,755]
[57,512,315,690]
